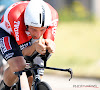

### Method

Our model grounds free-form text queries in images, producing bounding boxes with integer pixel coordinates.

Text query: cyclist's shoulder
[0,1,29,35]
[6,1,29,18]
[1,1,29,27]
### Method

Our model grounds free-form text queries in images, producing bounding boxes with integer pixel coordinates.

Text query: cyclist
[0,0,58,90]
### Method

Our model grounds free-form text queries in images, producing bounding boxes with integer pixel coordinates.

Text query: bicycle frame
[14,51,73,90]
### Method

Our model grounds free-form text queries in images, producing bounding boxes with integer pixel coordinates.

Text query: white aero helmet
[24,0,52,27]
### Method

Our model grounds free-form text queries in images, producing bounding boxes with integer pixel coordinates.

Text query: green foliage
[58,1,94,22]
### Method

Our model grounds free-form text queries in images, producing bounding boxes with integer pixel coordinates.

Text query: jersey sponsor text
[0,37,12,54]
[52,19,58,38]
[14,21,20,41]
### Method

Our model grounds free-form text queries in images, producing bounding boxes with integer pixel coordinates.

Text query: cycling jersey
[0,1,58,46]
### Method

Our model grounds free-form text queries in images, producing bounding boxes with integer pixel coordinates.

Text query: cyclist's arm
[22,43,36,56]
[22,39,46,56]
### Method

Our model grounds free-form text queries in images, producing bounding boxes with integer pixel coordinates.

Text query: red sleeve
[43,3,58,41]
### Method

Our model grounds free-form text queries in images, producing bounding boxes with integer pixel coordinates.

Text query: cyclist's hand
[45,39,55,53]
[34,39,46,55]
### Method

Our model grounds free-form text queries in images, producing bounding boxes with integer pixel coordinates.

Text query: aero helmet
[24,0,52,27]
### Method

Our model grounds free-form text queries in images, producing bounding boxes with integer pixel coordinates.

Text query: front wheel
[33,81,52,90]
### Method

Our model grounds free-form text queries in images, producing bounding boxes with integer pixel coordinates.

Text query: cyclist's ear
[26,25,28,31]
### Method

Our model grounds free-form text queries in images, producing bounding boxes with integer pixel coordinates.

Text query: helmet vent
[40,13,41,24]
[42,5,45,27]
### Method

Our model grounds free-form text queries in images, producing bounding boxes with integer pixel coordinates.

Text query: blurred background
[0,0,100,81]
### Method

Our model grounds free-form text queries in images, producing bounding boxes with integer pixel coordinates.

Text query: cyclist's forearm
[22,43,36,56]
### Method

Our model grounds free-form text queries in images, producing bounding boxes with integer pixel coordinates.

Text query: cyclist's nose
[35,32,41,39]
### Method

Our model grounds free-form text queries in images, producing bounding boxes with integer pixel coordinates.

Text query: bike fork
[31,69,41,90]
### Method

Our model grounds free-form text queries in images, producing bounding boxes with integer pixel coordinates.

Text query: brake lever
[68,68,73,81]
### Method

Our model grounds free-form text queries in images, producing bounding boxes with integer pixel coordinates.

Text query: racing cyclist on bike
[0,0,58,89]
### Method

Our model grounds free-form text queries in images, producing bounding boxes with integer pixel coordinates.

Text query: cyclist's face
[28,26,47,39]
